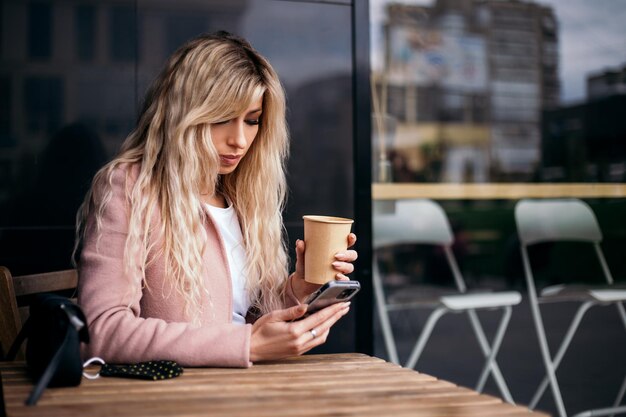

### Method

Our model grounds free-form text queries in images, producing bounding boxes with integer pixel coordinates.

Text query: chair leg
[372,260,400,365]
[609,374,626,417]
[472,307,515,404]
[607,303,626,417]
[522,247,568,417]
[529,301,595,411]
[377,304,400,365]
[529,304,567,417]
[617,302,626,331]
[404,307,448,370]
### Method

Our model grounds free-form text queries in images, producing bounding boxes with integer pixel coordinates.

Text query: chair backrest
[373,199,453,249]
[0,267,78,360]
[373,199,468,292]
[515,199,602,246]
[515,198,615,288]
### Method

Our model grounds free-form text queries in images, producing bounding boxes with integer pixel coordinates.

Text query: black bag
[7,293,89,405]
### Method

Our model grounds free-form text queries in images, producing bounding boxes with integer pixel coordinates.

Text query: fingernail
[334,253,346,260]
[332,261,342,267]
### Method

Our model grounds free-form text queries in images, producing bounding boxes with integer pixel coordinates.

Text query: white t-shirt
[206,203,251,324]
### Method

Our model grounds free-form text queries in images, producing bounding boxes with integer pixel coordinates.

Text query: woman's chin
[218,165,239,175]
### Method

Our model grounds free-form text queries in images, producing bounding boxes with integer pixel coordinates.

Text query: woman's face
[210,96,263,175]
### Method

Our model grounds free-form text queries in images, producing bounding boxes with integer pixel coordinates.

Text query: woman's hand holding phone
[249,301,350,362]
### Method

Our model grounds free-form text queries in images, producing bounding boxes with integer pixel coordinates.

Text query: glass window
[23,76,63,134]
[109,5,137,63]
[75,5,96,62]
[0,76,11,145]
[165,14,208,57]
[28,2,52,59]
[370,1,626,413]
[1,1,358,358]
[372,0,626,183]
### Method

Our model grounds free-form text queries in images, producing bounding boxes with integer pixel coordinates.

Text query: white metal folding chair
[515,198,626,417]
[373,199,521,404]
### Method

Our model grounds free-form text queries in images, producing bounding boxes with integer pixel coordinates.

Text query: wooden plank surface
[373,182,626,200]
[0,353,550,417]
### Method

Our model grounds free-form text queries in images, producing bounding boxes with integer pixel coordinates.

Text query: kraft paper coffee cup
[303,215,354,285]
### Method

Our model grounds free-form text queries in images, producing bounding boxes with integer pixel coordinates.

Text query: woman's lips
[219,154,242,166]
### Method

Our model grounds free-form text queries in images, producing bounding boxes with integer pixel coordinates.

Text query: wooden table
[1,353,549,417]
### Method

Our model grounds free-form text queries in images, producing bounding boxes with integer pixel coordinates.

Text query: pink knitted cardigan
[78,164,298,367]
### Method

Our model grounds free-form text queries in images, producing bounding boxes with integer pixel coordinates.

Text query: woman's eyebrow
[247,108,262,114]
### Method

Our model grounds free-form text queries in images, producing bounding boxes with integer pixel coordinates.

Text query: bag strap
[6,317,33,361]
[25,326,72,406]
[6,298,87,405]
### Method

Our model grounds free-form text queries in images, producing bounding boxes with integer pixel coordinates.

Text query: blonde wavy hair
[75,31,290,317]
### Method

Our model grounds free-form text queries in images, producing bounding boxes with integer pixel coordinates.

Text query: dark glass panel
[0,1,135,273]
[23,76,63,134]
[2,0,358,352]
[0,76,11,145]
[165,14,208,57]
[75,5,96,62]
[28,2,52,59]
[109,5,137,63]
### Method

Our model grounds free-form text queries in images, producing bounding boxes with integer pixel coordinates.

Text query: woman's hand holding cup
[290,215,357,303]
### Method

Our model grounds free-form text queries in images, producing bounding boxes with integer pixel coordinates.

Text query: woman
[75,31,357,367]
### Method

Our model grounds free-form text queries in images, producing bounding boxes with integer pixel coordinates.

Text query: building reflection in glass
[374,0,561,183]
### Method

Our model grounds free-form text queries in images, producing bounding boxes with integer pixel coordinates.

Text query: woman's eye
[245,119,260,126]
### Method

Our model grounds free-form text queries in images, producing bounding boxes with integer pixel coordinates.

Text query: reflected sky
[240,0,351,89]
[370,0,626,104]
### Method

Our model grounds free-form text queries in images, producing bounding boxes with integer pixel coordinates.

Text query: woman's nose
[226,121,247,149]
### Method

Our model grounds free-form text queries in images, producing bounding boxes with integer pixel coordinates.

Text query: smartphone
[304,280,361,315]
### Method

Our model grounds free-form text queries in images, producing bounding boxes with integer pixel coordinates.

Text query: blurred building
[487,0,558,179]
[542,64,626,182]
[587,63,626,100]
[375,0,558,182]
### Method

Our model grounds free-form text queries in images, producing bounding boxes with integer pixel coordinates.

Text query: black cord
[25,328,71,406]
